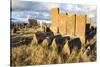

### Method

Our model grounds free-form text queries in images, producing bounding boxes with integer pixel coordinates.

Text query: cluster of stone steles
[33,8,96,55]
[11,23,27,34]
[10,7,97,55]
[11,19,38,34]
[33,23,96,55]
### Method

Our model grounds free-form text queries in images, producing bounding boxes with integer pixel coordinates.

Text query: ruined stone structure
[50,8,87,44]
[28,19,38,27]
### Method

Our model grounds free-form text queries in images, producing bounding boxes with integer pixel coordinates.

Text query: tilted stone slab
[33,32,47,44]
[68,37,82,53]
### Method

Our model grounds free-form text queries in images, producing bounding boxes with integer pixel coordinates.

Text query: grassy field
[10,28,96,66]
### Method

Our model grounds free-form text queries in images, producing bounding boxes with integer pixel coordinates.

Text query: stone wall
[50,8,87,44]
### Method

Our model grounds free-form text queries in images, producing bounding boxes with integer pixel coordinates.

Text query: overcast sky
[11,0,97,23]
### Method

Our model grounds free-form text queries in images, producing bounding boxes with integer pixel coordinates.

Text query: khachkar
[50,8,59,35]
[50,8,86,44]
[75,14,86,44]
[59,13,75,36]
[59,13,68,35]
[66,14,75,37]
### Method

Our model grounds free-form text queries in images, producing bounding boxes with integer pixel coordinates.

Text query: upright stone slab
[75,14,86,44]
[50,8,59,35]
[59,13,67,35]
[66,14,75,37]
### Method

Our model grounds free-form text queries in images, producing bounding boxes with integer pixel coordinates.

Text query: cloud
[12,0,21,8]
[11,1,96,23]
[41,3,61,10]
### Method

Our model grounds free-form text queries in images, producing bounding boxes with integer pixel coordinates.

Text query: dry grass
[11,28,96,66]
[11,39,96,66]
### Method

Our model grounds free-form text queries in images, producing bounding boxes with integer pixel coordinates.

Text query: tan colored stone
[75,14,86,44]
[50,8,59,34]
[67,14,75,37]
[59,13,67,35]
[50,8,87,44]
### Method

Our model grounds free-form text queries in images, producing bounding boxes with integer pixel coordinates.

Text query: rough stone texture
[33,32,47,44]
[59,13,67,35]
[50,8,87,44]
[28,19,38,27]
[50,8,59,34]
[75,14,86,44]
[68,37,82,53]
[66,14,75,37]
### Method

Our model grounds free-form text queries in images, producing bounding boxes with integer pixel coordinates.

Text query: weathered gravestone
[68,37,82,53]
[76,14,86,44]
[59,13,67,35]
[66,14,75,37]
[55,36,67,52]
[33,32,47,44]
[50,8,59,34]
[50,35,71,53]
[28,19,38,28]
[33,31,54,45]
